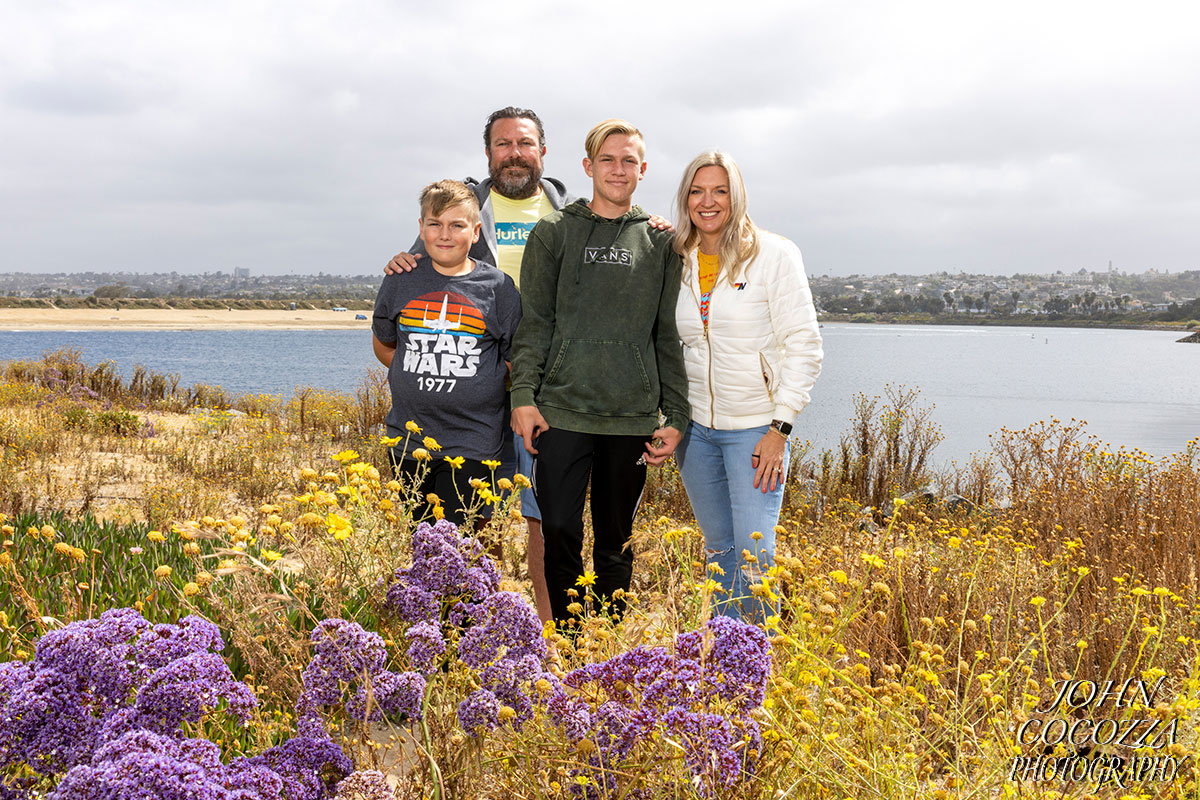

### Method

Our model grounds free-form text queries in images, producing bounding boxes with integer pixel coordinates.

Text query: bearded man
[387,107,570,289]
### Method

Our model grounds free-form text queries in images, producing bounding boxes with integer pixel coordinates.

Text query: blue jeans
[499,423,541,520]
[676,423,787,623]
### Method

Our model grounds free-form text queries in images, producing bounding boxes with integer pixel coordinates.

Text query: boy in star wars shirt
[372,180,521,525]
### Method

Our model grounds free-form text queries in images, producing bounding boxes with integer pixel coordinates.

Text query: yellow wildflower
[326,515,352,541]
[1029,596,1046,607]
[147,531,166,543]
[862,553,886,569]
[183,582,200,597]
[412,448,430,461]
[482,459,502,470]
[432,505,445,521]
[183,543,201,557]
[332,450,360,464]
[154,565,173,580]
[406,420,422,434]
[444,455,465,469]
[496,478,513,491]
[423,436,441,452]
[513,473,531,489]
[576,571,597,588]
[196,571,215,587]
[380,435,402,447]
[261,550,283,563]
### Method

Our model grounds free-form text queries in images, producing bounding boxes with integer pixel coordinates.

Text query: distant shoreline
[0,308,371,331]
[817,313,1191,333]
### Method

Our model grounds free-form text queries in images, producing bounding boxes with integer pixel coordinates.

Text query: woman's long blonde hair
[672,150,760,282]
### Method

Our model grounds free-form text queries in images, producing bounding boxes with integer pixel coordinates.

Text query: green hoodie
[510,199,690,436]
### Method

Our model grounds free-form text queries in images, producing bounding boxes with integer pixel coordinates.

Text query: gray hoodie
[409,177,573,266]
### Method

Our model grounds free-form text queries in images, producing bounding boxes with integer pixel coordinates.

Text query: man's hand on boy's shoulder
[384,252,420,275]
[647,214,674,233]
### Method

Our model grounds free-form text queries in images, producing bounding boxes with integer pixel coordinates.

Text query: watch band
[770,419,793,436]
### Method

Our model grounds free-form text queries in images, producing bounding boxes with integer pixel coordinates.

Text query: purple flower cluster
[0,607,354,800]
[1,609,255,780]
[458,592,546,668]
[296,618,425,738]
[382,522,556,737]
[403,621,445,674]
[49,729,350,800]
[550,616,772,791]
[384,520,500,623]
[332,770,396,800]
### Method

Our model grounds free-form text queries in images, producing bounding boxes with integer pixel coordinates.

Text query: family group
[371,107,823,626]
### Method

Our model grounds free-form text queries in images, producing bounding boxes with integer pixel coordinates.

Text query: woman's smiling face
[688,165,731,245]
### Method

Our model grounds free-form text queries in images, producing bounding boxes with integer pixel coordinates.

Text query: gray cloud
[1,0,1198,276]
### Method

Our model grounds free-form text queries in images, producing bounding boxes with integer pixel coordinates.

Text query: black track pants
[531,428,647,623]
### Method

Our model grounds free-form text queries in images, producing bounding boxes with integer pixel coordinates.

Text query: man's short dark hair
[483,107,546,151]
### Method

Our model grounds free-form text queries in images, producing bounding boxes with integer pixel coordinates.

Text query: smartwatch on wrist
[770,419,793,436]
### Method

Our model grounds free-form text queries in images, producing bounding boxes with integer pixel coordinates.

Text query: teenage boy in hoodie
[510,119,690,625]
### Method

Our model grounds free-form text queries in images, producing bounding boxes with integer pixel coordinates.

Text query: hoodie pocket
[542,338,655,416]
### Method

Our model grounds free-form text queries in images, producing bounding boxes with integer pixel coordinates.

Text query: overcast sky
[3,0,1198,277]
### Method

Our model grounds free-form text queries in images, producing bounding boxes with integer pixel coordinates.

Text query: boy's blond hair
[419,180,480,222]
[584,119,644,161]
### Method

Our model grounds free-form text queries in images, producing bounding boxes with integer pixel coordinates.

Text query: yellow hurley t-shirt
[491,189,555,290]
[698,251,720,327]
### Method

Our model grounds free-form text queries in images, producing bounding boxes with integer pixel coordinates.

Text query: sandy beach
[0,308,372,331]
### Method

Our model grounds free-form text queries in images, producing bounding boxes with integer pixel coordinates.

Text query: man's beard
[489,156,543,199]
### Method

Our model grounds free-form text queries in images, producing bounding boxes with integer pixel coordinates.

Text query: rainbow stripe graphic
[398,291,486,338]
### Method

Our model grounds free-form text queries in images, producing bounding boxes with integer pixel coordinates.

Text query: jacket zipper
[705,324,716,427]
[695,259,717,427]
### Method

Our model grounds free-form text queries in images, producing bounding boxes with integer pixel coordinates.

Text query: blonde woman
[672,151,823,622]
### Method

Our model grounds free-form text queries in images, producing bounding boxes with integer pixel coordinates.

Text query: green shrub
[61,405,92,430]
[94,408,140,436]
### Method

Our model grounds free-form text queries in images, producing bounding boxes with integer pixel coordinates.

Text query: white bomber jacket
[675,232,823,430]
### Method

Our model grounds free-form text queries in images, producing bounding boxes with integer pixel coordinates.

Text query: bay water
[1,323,1196,463]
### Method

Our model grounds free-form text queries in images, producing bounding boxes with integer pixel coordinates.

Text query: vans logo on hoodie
[584,246,634,266]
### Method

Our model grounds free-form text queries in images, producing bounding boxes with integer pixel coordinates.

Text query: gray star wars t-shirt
[372,260,521,462]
